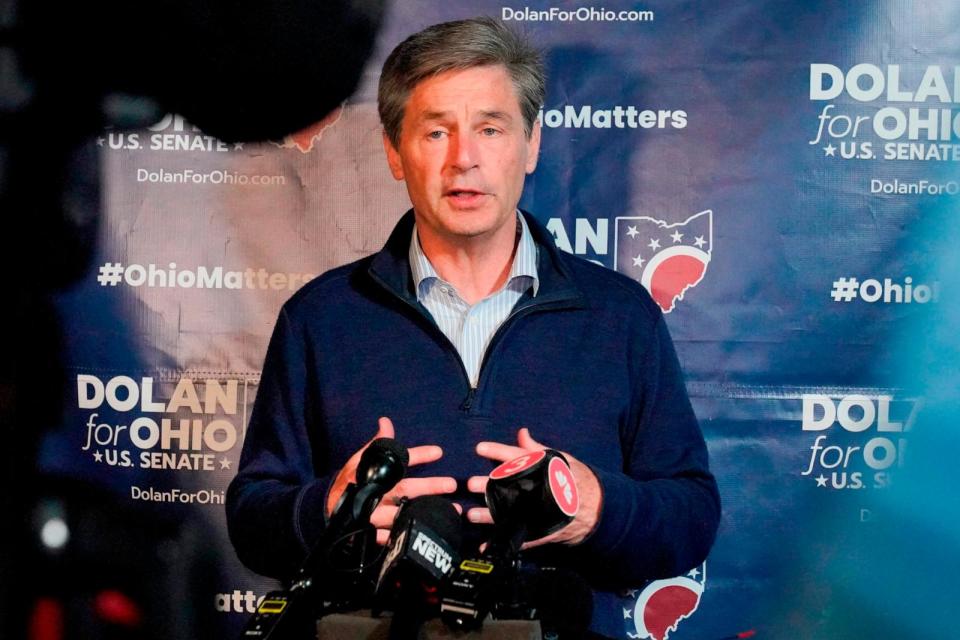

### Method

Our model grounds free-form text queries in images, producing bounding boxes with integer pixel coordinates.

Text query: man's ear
[383,131,405,181]
[524,119,542,174]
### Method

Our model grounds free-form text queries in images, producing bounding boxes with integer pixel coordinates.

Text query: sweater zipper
[468,295,573,410]
[460,302,539,412]
[368,272,476,397]
[370,272,576,414]
[460,387,476,411]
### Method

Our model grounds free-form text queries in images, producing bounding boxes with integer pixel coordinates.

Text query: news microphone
[241,438,408,639]
[375,496,461,639]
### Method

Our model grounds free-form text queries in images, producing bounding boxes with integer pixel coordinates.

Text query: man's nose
[448,131,479,172]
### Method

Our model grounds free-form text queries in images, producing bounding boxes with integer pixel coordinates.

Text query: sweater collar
[368,209,584,308]
[409,211,540,300]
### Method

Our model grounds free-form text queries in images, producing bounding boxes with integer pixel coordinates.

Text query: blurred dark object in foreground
[2,0,385,286]
[1,1,384,637]
[9,0,385,143]
[26,477,220,640]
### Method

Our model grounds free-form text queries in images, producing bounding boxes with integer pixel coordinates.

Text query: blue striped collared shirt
[409,213,539,388]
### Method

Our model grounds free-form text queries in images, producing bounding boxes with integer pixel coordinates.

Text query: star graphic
[233,142,245,151]
[626,225,639,238]
[816,475,828,487]
[219,457,232,470]
[647,238,661,251]
[96,137,105,147]
[824,144,836,156]
[670,230,683,243]
[623,608,633,619]
[632,254,645,267]
[694,235,707,248]
[688,567,700,579]
[625,589,638,598]
[93,450,103,462]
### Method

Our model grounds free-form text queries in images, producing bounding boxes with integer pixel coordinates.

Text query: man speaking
[226,17,720,638]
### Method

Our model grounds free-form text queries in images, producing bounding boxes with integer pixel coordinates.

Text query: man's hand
[466,428,602,549]
[327,417,457,544]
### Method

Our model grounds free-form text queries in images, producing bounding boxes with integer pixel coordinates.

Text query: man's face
[384,65,541,249]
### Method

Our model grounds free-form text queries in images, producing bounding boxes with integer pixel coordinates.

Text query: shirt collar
[408,211,540,301]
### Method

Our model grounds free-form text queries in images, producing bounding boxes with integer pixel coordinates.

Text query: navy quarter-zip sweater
[226,210,720,637]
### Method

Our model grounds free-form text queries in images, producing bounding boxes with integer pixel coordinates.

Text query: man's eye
[481,127,500,136]
[428,130,446,139]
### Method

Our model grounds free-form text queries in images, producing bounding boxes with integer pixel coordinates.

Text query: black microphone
[241,438,408,639]
[314,437,410,599]
[485,449,579,556]
[376,496,462,640]
[441,449,580,632]
[321,437,410,576]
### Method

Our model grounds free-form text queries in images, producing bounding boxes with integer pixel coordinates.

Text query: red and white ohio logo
[489,449,547,480]
[548,456,579,516]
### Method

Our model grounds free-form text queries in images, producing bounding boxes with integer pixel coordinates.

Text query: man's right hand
[326,416,457,544]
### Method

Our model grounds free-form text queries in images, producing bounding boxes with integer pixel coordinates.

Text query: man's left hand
[466,428,602,549]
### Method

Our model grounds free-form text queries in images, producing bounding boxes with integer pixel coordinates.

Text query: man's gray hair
[378,16,545,147]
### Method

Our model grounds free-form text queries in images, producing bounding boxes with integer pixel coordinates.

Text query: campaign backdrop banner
[41,1,959,638]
